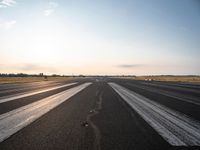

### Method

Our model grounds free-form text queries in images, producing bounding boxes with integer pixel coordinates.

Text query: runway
[0,78,199,150]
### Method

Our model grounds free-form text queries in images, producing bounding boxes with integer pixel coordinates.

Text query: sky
[0,0,200,75]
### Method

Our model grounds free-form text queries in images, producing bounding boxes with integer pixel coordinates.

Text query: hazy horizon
[0,0,200,75]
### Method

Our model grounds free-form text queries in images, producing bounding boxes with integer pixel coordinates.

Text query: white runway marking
[0,82,78,103]
[0,83,91,142]
[126,83,200,106]
[109,82,200,146]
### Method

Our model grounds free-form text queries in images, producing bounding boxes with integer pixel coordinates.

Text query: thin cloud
[16,63,57,72]
[116,64,144,68]
[0,20,16,30]
[49,2,58,8]
[44,1,58,16]
[19,64,42,71]
[0,63,58,73]
[44,9,54,16]
[0,0,16,8]
[0,4,6,8]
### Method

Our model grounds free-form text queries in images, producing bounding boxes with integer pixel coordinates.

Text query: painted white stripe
[0,82,78,103]
[126,83,200,106]
[109,82,200,146]
[0,82,91,142]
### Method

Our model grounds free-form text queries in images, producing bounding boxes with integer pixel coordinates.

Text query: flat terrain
[135,75,200,83]
[0,76,78,84]
[0,77,199,150]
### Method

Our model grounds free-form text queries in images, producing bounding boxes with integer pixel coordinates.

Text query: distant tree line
[0,73,45,77]
[0,73,139,78]
[0,73,86,78]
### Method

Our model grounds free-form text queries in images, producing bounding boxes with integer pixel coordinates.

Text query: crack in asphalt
[86,89,103,150]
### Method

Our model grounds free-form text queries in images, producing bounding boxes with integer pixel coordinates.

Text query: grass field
[0,77,76,84]
[1,76,200,84]
[132,75,200,83]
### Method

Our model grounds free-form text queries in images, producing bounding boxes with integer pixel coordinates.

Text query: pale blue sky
[0,0,199,75]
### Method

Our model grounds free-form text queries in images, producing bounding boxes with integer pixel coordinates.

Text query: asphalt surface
[0,78,199,150]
